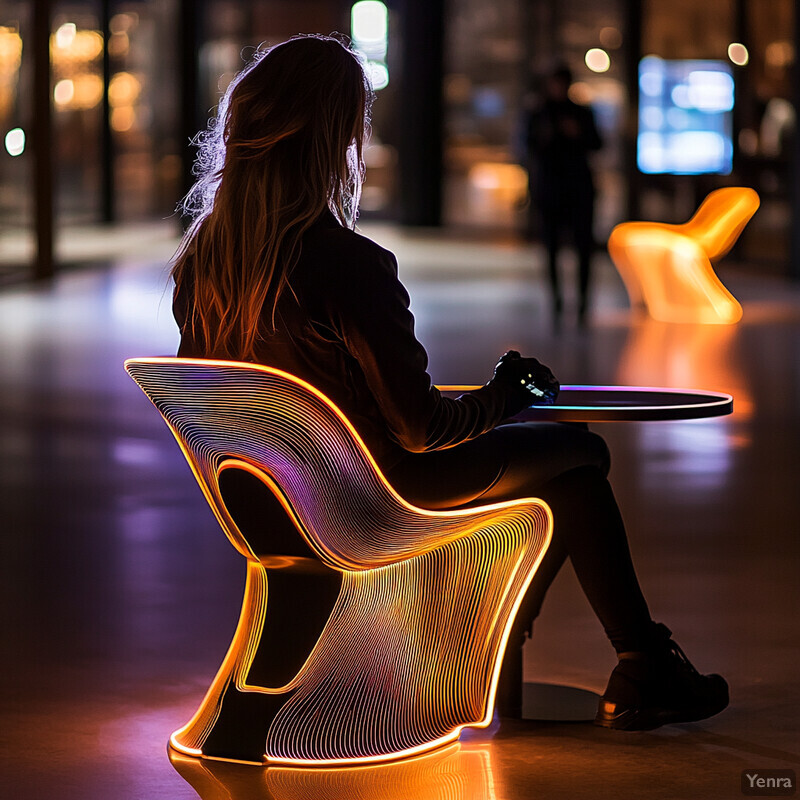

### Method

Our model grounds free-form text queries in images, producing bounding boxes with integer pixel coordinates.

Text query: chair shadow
[522,682,601,722]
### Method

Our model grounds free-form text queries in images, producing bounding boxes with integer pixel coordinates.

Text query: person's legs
[389,422,651,649]
[571,189,595,323]
[539,203,563,316]
[494,465,653,653]
[468,428,653,717]
[388,422,728,727]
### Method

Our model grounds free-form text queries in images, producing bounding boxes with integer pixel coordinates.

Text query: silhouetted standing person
[527,67,601,323]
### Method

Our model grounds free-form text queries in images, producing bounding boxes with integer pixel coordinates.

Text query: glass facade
[51,4,104,224]
[1,0,799,279]
[106,1,181,220]
[444,0,628,239]
[0,3,32,278]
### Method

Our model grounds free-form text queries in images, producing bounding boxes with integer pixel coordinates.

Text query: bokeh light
[727,42,749,66]
[585,48,611,73]
[54,79,75,106]
[4,127,25,157]
[599,26,623,49]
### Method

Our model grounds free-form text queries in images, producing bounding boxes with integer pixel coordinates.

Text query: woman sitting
[171,35,728,731]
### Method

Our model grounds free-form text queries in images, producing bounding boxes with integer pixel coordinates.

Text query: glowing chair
[608,187,759,324]
[126,358,552,766]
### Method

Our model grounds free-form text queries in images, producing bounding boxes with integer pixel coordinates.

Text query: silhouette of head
[173,36,374,360]
[546,65,573,101]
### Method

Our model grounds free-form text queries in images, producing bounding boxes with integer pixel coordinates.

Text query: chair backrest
[681,187,760,261]
[126,358,525,572]
[126,358,413,569]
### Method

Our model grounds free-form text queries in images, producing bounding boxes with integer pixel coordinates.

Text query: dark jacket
[173,211,510,470]
[526,97,602,199]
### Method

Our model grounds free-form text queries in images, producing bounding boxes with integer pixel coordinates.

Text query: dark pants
[538,184,595,315]
[387,422,653,713]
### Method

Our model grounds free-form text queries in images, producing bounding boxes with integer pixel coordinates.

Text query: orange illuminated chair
[608,187,759,324]
[126,358,552,766]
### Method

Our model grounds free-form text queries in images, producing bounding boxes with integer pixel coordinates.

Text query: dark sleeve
[327,247,511,453]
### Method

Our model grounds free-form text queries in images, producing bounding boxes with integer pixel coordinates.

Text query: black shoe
[595,623,729,731]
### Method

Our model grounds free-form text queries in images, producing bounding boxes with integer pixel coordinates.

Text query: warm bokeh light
[54,79,75,106]
[468,162,527,206]
[109,12,139,34]
[49,22,105,117]
[585,48,611,73]
[0,26,22,69]
[599,26,623,49]
[4,127,25,157]
[765,40,794,69]
[608,187,759,324]
[54,22,77,50]
[108,32,130,58]
[54,74,104,110]
[0,26,23,118]
[108,71,142,107]
[111,106,136,132]
[51,27,103,62]
[568,81,593,105]
[74,74,104,108]
[727,42,749,66]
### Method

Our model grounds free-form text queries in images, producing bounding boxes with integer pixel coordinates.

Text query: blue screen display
[637,57,734,175]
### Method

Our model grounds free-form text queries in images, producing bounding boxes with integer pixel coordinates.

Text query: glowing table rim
[437,385,734,422]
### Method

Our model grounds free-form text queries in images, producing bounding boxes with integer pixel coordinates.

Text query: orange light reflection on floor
[608,187,759,324]
[616,318,753,423]
[170,743,497,800]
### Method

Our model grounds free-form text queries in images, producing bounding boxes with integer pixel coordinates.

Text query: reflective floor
[1,225,799,799]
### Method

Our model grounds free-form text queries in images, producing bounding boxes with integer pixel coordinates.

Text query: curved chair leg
[170,560,274,763]
[173,522,545,765]
[170,559,344,764]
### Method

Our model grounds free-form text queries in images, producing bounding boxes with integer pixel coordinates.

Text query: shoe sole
[594,697,729,731]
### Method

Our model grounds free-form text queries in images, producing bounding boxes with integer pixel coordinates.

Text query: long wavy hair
[171,35,372,360]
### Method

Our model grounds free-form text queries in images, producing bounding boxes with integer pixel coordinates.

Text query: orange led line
[170,740,499,799]
[126,358,552,766]
[608,187,759,324]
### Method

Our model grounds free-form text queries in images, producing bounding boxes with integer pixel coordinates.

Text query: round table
[515,385,733,422]
[438,385,733,423]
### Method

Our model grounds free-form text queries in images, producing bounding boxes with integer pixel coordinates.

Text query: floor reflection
[614,317,752,493]
[615,317,752,421]
[170,742,497,800]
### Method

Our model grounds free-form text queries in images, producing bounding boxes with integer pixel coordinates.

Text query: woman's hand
[490,350,560,416]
